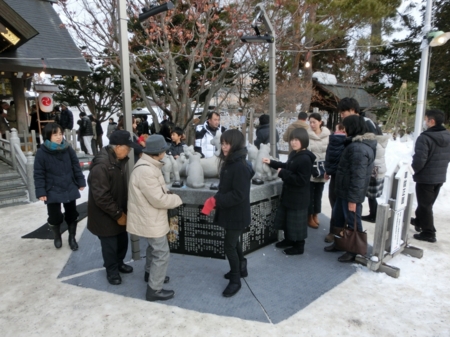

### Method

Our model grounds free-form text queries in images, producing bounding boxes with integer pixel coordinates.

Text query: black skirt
[274,204,308,241]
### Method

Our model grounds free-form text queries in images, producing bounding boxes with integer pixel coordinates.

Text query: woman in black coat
[326,115,376,262]
[34,123,86,250]
[202,129,254,298]
[263,128,316,255]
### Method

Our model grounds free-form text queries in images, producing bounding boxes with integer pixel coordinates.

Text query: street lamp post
[240,4,277,158]
[117,0,173,260]
[413,0,450,138]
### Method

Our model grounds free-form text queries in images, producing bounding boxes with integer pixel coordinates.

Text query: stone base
[168,178,282,259]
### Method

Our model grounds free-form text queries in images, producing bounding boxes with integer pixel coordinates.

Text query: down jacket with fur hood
[127,154,182,238]
[335,133,377,203]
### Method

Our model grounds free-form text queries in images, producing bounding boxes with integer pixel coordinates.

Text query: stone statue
[254,143,277,181]
[186,151,205,188]
[183,145,219,178]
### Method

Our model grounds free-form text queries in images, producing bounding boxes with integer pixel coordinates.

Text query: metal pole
[117,0,139,260]
[256,4,277,157]
[413,0,433,139]
[269,41,276,157]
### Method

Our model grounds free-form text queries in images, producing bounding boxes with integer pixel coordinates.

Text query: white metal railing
[0,129,37,202]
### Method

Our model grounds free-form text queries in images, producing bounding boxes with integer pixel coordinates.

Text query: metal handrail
[0,129,37,202]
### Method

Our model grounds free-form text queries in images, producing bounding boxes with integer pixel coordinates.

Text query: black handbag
[312,160,326,178]
[333,213,367,255]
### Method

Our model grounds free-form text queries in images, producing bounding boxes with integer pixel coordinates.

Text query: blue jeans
[332,197,363,232]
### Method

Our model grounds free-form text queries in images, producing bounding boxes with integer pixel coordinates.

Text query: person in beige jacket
[283,111,309,151]
[127,134,182,302]
[307,112,330,229]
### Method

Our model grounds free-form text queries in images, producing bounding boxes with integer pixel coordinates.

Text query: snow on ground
[1,137,449,336]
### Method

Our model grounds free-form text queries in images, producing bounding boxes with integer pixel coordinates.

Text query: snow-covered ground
[1,136,449,336]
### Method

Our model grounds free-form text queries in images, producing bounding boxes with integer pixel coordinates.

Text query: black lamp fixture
[241,35,274,43]
[139,1,174,22]
[240,10,274,44]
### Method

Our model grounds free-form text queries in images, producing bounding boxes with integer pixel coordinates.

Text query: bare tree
[57,0,254,135]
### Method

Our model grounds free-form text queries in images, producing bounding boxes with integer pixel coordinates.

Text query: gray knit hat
[143,134,170,155]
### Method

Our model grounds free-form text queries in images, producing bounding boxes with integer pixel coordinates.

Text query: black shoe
[224,258,248,279]
[68,222,78,251]
[324,243,341,252]
[146,286,174,301]
[337,252,356,263]
[48,223,62,249]
[283,240,305,255]
[118,264,133,274]
[361,215,376,223]
[275,239,294,248]
[413,233,436,243]
[107,274,122,285]
[144,271,170,283]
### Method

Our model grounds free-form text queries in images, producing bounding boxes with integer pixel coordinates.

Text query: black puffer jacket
[269,149,316,210]
[412,125,450,184]
[214,148,255,230]
[34,143,86,203]
[79,116,94,136]
[335,134,376,203]
[324,134,349,176]
[87,146,129,237]
[59,109,74,130]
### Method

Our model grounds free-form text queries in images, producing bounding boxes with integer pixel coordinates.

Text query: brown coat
[87,146,129,237]
[283,120,309,151]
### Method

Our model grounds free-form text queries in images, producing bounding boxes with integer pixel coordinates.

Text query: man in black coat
[411,109,450,243]
[59,102,74,131]
[87,130,141,285]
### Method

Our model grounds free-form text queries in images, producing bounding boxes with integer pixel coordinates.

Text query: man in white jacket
[194,111,226,158]
[127,134,183,301]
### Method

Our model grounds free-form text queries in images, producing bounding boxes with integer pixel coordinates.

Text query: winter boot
[283,240,305,255]
[275,239,294,248]
[308,215,318,229]
[224,258,248,279]
[68,222,79,251]
[312,213,320,226]
[48,223,62,249]
[222,273,241,297]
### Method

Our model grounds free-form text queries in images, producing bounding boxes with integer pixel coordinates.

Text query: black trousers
[224,229,245,275]
[308,182,325,215]
[98,231,129,276]
[367,197,378,217]
[328,175,336,209]
[415,183,442,236]
[47,200,78,226]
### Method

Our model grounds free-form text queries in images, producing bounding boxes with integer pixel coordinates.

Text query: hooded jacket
[335,133,377,203]
[34,142,86,204]
[269,149,316,210]
[214,148,255,230]
[127,154,183,238]
[87,146,129,237]
[412,125,450,184]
